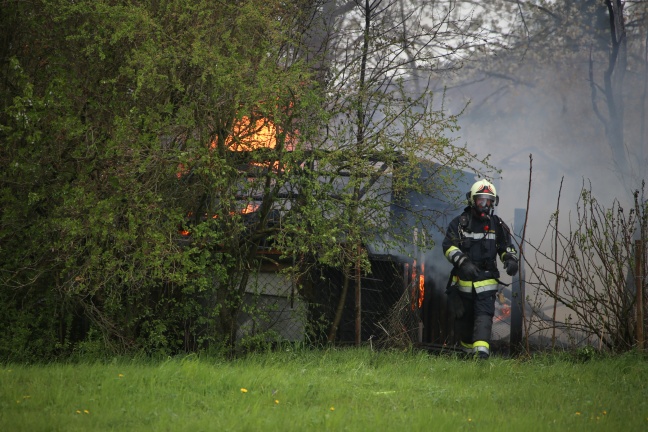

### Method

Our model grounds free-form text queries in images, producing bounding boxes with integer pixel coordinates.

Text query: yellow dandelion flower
[275,400,279,404]
[84,410,90,414]
[76,410,81,414]
[241,388,248,393]
[575,412,581,416]
[602,411,607,415]
[330,406,335,411]
[118,374,124,378]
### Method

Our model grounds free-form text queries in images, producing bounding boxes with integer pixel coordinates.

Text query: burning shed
[175,113,513,350]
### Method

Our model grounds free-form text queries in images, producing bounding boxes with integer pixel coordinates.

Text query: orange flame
[418,263,425,309]
[495,304,511,322]
[221,116,296,152]
[410,260,425,310]
[240,203,260,214]
[225,116,278,151]
[177,115,296,178]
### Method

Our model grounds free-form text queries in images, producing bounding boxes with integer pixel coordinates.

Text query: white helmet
[469,179,497,204]
[467,179,498,216]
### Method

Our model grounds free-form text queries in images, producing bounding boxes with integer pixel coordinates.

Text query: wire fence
[236,255,514,352]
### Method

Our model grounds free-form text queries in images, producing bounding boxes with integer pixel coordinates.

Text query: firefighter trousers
[455,289,497,348]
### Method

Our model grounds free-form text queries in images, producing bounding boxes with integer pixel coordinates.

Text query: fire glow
[418,263,425,309]
[410,260,425,310]
[178,115,293,178]
[178,115,287,236]
[221,115,295,152]
[225,116,278,151]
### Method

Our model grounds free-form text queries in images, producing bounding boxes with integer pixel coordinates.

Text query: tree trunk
[328,266,351,343]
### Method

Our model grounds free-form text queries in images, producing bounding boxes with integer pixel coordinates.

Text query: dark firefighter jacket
[442,207,517,294]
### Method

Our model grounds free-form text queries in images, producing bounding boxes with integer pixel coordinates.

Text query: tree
[447,0,648,186]
[274,0,497,344]
[0,0,321,358]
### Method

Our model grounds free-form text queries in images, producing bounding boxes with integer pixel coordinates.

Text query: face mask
[475,197,492,210]
[473,197,493,221]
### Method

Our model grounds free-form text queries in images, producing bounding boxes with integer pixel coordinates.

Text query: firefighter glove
[446,286,464,319]
[504,258,518,276]
[458,258,479,281]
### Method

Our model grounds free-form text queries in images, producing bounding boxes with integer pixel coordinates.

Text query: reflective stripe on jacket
[442,208,517,291]
[457,278,498,294]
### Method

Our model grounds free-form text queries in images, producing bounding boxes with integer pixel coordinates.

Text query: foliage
[0,0,495,359]
[0,0,319,359]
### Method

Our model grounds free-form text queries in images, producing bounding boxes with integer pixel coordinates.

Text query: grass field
[1,347,647,431]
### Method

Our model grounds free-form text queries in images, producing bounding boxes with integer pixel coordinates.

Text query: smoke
[443,64,642,247]
[435,57,647,346]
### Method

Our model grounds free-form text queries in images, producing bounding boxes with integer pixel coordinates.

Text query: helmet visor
[474,196,494,208]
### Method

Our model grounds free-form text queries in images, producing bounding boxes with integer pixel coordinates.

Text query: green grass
[1,348,647,431]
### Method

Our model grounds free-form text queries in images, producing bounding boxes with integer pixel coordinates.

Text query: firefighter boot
[472,341,490,359]
[472,314,493,359]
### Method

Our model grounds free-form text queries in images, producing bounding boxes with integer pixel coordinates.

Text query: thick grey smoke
[444,67,642,247]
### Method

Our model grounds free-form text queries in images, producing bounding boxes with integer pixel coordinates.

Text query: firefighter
[442,179,518,359]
